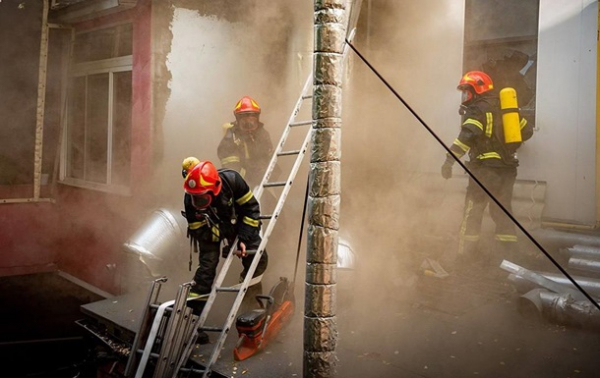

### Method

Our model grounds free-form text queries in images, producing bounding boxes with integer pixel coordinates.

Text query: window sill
[59,178,131,196]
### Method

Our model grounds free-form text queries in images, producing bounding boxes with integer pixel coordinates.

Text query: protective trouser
[192,242,268,295]
[458,166,517,256]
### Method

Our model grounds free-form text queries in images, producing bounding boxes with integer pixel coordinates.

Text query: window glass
[111,71,132,187]
[67,77,86,180]
[73,24,132,63]
[85,73,109,184]
[116,24,133,58]
[63,23,132,194]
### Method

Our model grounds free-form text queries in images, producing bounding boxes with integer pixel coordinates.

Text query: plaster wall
[523,0,598,223]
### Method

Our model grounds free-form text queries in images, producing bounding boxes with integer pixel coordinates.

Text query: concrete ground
[2,248,599,378]
[200,256,600,378]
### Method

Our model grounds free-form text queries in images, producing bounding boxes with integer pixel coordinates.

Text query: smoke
[36,0,592,374]
[154,1,312,207]
[150,0,472,321]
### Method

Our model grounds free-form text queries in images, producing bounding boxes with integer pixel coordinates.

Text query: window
[61,24,132,194]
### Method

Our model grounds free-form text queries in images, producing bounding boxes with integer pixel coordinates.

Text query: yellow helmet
[182,157,200,178]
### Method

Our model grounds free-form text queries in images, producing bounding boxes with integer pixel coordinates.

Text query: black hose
[292,176,310,292]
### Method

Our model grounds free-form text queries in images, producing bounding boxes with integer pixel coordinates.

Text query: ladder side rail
[134,299,176,378]
[170,307,198,372]
[124,278,167,376]
[163,306,195,377]
[254,73,313,201]
[259,128,311,246]
[171,305,206,378]
[153,283,193,378]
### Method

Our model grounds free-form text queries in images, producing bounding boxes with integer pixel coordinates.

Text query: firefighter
[182,158,268,301]
[217,96,275,189]
[441,71,533,265]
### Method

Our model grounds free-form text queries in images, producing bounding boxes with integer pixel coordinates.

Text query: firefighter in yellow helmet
[217,96,275,188]
[441,71,533,266]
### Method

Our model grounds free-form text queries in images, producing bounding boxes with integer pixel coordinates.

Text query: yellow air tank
[500,87,522,143]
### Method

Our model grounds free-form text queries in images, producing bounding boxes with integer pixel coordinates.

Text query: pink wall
[0,202,59,276]
[0,0,154,295]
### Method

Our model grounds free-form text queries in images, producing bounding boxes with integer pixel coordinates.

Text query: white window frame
[60,55,132,195]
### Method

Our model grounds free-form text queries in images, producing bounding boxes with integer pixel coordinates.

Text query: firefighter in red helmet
[441,71,533,266]
[217,96,275,188]
[182,159,268,301]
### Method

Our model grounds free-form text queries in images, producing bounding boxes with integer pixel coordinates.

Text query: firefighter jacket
[184,169,262,249]
[448,94,533,168]
[217,122,274,188]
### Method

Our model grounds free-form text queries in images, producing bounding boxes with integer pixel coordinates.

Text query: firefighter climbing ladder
[127,29,356,378]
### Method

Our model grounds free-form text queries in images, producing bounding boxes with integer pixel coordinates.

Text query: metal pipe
[561,244,600,259]
[500,260,585,301]
[508,272,600,297]
[519,289,600,330]
[530,228,600,248]
[568,257,600,275]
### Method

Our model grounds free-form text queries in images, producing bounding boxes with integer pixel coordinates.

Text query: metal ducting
[519,289,600,330]
[508,272,600,297]
[121,208,188,293]
[530,228,600,249]
[560,244,600,260]
[568,257,600,275]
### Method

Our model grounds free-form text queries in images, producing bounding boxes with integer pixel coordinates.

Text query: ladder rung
[136,350,160,359]
[200,326,225,333]
[263,181,286,188]
[179,367,207,374]
[278,150,301,156]
[259,214,273,220]
[216,286,241,293]
[290,120,311,127]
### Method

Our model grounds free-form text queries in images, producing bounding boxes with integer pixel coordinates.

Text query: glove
[441,160,453,179]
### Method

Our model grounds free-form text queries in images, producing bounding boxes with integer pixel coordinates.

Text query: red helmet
[233,96,261,132]
[183,161,222,208]
[234,96,261,115]
[457,71,494,104]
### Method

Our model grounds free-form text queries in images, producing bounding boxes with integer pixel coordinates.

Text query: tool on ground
[233,277,295,361]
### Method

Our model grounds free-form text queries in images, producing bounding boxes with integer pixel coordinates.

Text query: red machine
[233,277,295,361]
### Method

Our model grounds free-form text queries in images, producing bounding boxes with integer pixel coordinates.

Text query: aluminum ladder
[124,278,209,378]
